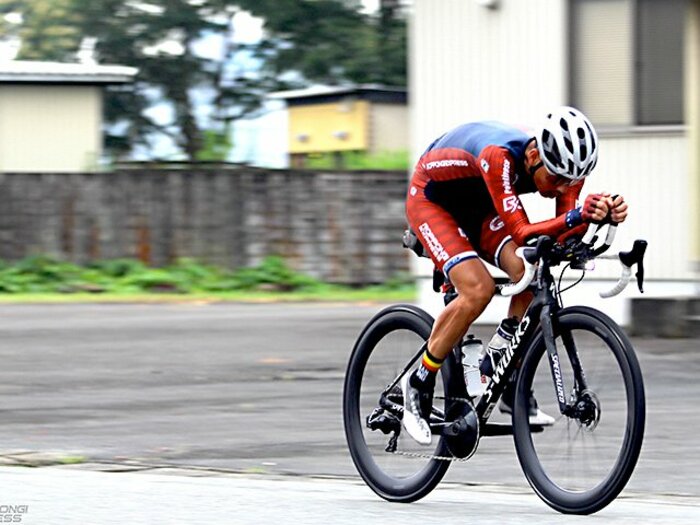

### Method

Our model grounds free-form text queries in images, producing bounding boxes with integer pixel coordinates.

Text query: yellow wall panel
[288,100,369,153]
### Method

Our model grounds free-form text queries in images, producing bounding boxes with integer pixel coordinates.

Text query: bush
[229,256,321,291]
[0,255,325,294]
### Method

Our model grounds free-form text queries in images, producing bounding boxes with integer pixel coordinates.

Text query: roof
[0,60,138,84]
[269,84,407,106]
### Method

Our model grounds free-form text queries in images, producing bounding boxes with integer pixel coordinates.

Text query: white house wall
[410,0,567,160]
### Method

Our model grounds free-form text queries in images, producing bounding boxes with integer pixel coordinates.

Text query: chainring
[443,397,480,459]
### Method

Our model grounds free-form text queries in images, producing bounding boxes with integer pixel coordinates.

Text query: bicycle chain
[391,448,472,462]
[389,395,476,463]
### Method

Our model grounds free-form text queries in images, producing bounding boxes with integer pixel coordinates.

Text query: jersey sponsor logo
[410,186,417,196]
[489,216,505,231]
[480,159,490,173]
[423,159,469,170]
[502,195,522,214]
[501,159,512,194]
[418,222,449,262]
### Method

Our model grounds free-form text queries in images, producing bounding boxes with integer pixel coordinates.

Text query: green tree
[236,0,407,87]
[0,0,81,61]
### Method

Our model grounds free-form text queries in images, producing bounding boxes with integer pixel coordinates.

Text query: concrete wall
[0,169,410,284]
[0,85,102,172]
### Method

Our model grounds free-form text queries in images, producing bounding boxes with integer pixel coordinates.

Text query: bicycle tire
[513,306,645,514]
[342,304,454,502]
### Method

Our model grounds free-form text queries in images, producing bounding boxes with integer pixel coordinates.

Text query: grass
[0,287,416,304]
[0,255,416,304]
[304,150,410,170]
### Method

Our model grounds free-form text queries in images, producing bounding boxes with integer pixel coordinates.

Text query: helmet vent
[564,136,573,153]
[585,120,597,151]
[542,130,564,168]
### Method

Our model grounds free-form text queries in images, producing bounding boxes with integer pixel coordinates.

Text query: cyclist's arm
[555,180,584,215]
[480,146,584,245]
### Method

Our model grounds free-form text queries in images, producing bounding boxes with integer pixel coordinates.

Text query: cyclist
[403,106,628,445]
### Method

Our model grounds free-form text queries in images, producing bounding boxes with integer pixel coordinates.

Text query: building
[271,85,408,168]
[410,0,699,324]
[0,60,137,172]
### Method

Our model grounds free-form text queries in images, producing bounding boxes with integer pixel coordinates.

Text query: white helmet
[536,106,599,181]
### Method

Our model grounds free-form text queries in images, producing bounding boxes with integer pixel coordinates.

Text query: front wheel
[513,306,645,514]
[343,304,454,503]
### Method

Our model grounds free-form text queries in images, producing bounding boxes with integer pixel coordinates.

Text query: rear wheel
[513,306,645,514]
[343,305,452,502]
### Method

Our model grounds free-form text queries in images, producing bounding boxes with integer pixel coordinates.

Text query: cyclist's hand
[608,194,628,223]
[581,193,609,223]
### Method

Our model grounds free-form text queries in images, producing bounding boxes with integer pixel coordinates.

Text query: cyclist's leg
[399,256,494,443]
[427,260,495,360]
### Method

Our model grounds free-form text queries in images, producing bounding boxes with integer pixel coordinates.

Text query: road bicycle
[343,222,647,514]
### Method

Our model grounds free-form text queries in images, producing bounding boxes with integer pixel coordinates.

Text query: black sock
[410,349,443,389]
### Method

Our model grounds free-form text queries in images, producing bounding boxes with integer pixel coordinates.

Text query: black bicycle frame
[474,262,573,423]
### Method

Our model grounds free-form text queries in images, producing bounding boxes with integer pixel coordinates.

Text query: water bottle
[461,334,486,397]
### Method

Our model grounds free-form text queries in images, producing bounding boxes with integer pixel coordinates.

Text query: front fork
[540,304,588,416]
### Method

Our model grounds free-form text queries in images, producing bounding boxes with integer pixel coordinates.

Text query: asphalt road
[0,302,698,518]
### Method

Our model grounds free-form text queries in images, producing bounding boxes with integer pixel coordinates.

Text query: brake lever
[599,239,648,298]
[619,240,648,293]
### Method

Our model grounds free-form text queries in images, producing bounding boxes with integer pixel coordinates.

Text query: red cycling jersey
[407,121,585,275]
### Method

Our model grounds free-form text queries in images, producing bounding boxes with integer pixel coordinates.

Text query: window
[570,0,687,126]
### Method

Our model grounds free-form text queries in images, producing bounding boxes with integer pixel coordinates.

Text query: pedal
[366,407,401,435]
